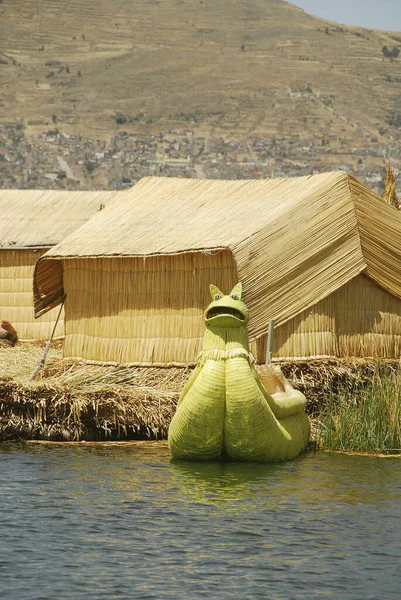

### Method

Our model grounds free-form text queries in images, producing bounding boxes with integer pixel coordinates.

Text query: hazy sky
[289,0,401,32]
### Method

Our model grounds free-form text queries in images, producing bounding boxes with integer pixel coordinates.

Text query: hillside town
[0,121,395,194]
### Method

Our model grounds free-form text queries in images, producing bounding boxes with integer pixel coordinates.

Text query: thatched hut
[0,189,119,341]
[33,172,401,364]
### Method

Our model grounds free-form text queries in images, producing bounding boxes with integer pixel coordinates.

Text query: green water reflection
[14,440,401,509]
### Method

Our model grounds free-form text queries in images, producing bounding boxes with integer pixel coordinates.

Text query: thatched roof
[0,189,121,249]
[34,172,401,340]
[32,173,342,256]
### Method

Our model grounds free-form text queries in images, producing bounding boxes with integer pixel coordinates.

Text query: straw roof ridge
[233,170,367,334]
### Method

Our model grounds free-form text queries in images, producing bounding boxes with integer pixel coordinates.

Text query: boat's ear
[210,284,224,300]
[230,282,243,300]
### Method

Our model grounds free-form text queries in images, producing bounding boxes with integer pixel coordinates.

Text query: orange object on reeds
[0,318,18,345]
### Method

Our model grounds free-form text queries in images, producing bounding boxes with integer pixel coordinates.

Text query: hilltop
[1,0,401,191]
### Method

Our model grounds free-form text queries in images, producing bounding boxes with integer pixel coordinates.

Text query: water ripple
[0,443,400,599]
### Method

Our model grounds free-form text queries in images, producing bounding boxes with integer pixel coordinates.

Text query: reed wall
[256,273,401,360]
[59,255,401,365]
[0,249,64,341]
[63,250,238,365]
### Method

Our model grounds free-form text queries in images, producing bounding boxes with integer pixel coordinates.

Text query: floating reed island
[1,342,401,454]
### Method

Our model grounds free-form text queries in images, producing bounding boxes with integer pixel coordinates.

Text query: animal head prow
[206,282,248,328]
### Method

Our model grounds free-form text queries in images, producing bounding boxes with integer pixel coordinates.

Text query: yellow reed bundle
[382,161,400,209]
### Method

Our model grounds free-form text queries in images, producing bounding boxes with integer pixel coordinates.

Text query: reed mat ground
[0,342,186,442]
[1,342,401,454]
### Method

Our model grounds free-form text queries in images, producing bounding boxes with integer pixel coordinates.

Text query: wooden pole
[266,319,275,365]
[30,295,66,381]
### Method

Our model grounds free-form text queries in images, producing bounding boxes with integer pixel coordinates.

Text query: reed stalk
[316,364,401,453]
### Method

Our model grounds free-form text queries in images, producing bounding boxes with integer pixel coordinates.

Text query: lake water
[1,442,401,600]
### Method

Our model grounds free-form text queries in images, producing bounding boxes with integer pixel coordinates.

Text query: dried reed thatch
[275,359,385,414]
[382,161,400,210]
[0,344,187,441]
[0,188,121,341]
[33,172,401,365]
[1,344,397,444]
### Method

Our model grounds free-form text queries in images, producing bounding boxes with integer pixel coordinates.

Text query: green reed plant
[316,364,401,453]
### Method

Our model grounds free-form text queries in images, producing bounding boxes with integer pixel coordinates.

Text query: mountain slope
[1,0,400,138]
[1,0,401,190]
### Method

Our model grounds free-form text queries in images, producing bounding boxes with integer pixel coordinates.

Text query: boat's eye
[214,294,221,300]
